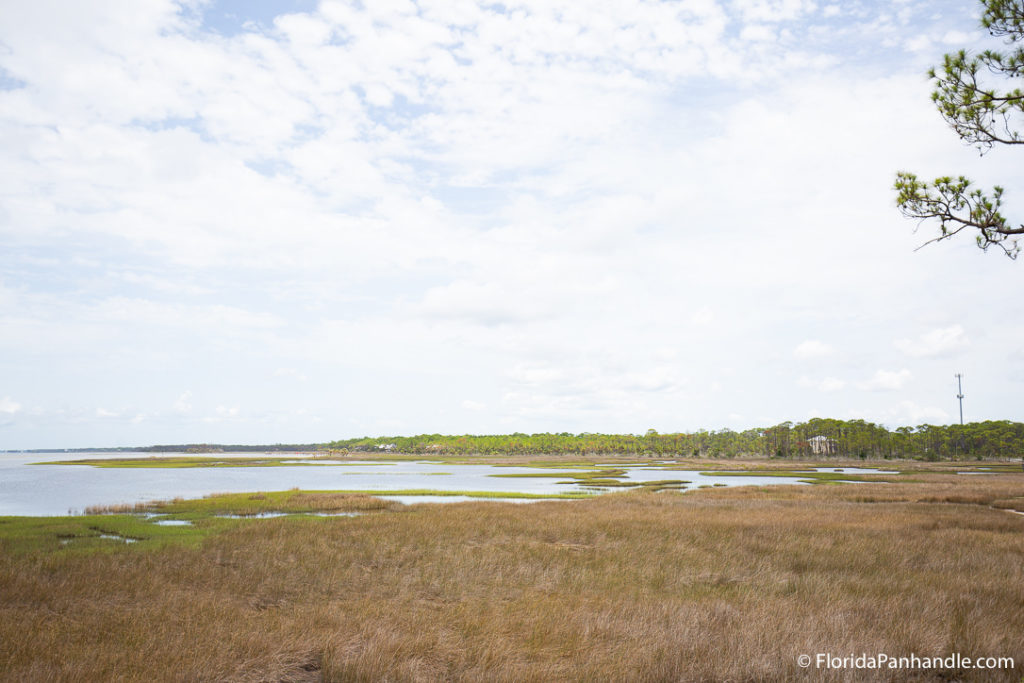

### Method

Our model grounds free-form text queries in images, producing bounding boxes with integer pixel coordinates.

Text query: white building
[808,435,838,456]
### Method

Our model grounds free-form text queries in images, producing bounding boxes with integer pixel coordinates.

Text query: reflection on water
[215,512,289,519]
[811,467,889,474]
[99,534,137,543]
[215,512,363,519]
[0,452,893,516]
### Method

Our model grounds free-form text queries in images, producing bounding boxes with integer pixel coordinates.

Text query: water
[809,467,890,474]
[214,512,362,519]
[0,452,889,516]
[99,534,137,543]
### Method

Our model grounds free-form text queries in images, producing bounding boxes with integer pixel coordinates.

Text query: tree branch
[895,172,1023,258]
[931,48,1024,149]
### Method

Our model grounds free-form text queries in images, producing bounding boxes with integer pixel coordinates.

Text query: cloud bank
[0,0,1020,448]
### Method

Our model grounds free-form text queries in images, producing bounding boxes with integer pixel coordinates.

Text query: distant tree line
[23,422,1020,460]
[326,419,1024,461]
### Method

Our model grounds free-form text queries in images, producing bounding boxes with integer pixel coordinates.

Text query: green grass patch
[0,514,230,554]
[143,490,400,517]
[0,491,406,555]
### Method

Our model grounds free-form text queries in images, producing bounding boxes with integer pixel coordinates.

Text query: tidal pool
[0,452,891,516]
[214,512,363,519]
[98,534,137,543]
[151,519,193,526]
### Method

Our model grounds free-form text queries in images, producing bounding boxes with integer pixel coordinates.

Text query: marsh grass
[156,490,403,516]
[2,472,1023,680]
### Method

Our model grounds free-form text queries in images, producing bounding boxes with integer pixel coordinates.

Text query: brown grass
[2,476,1024,681]
[82,500,170,515]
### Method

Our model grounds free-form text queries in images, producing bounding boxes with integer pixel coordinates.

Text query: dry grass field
[1,466,1023,681]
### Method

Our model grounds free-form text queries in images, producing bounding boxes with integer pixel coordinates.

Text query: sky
[1,0,1021,449]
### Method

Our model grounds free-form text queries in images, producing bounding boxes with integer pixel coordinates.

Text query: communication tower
[955,373,964,425]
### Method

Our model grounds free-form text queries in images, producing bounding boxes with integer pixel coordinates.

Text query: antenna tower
[955,373,964,425]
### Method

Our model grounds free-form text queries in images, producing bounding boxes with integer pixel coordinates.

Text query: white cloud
[894,325,970,358]
[418,280,555,326]
[904,35,932,53]
[0,397,22,414]
[499,356,686,426]
[740,25,777,42]
[940,30,972,44]
[0,0,1016,448]
[889,401,950,425]
[274,368,308,382]
[858,369,912,392]
[793,340,834,359]
[847,400,950,426]
[89,298,283,330]
[690,307,715,326]
[820,377,846,392]
[172,391,193,415]
[202,405,241,423]
[733,0,818,23]
[799,376,846,392]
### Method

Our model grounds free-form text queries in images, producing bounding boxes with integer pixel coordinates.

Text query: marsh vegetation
[1,462,1023,681]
